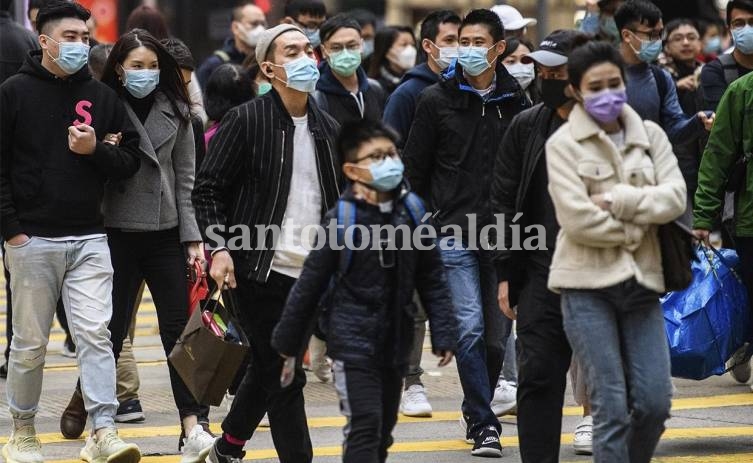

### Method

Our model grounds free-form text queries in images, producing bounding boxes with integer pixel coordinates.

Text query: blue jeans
[439,237,508,434]
[561,278,672,463]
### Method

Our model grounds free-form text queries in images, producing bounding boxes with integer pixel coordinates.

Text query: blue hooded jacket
[382,63,440,148]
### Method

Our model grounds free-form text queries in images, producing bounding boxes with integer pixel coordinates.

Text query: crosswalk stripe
[31,431,753,463]
[4,393,752,445]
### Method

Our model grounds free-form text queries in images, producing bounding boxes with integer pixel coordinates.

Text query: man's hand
[676,75,697,92]
[103,132,122,146]
[7,234,30,246]
[434,350,454,367]
[698,111,715,132]
[186,242,206,267]
[693,228,711,246]
[68,124,97,155]
[498,281,516,320]
[210,250,236,289]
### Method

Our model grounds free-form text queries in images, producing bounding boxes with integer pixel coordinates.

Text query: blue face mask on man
[43,36,89,75]
[732,25,753,55]
[267,56,320,93]
[629,31,663,63]
[123,69,160,99]
[457,43,499,76]
[367,156,404,192]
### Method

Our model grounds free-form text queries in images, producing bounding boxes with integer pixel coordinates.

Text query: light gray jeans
[3,236,118,430]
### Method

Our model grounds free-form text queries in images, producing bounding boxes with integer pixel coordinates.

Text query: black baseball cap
[522,29,582,67]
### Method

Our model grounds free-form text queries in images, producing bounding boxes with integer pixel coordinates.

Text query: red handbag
[187,260,209,315]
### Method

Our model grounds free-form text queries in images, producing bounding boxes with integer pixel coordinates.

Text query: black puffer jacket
[271,185,457,368]
[402,61,530,239]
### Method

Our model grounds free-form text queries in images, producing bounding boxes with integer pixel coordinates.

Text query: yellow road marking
[651,454,753,463]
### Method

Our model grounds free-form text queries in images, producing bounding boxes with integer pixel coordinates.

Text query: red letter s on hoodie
[73,100,93,126]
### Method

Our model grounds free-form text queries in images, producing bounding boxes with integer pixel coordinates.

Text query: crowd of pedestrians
[0,0,752,463]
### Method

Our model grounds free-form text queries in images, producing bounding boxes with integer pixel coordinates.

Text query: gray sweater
[103,91,201,243]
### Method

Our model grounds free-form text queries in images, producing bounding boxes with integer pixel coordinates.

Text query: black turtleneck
[126,91,156,124]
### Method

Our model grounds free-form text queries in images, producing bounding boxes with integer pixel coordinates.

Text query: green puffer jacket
[694,72,753,237]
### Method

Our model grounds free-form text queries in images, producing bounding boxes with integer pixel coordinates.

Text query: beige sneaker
[80,428,141,463]
[2,425,43,463]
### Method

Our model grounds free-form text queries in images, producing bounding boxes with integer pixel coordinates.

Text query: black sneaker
[0,362,7,379]
[207,440,245,463]
[114,398,145,423]
[471,425,502,458]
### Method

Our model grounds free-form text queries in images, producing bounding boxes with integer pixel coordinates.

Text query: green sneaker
[80,428,141,463]
[2,425,43,463]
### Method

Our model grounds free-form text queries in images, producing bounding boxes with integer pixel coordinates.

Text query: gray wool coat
[103,91,201,243]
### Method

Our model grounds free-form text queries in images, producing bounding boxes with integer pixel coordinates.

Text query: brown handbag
[168,288,249,406]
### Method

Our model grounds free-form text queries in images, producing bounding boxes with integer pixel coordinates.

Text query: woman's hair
[567,41,626,88]
[368,26,415,78]
[101,29,190,121]
[125,5,169,40]
[664,18,700,46]
[204,64,254,122]
[502,37,535,60]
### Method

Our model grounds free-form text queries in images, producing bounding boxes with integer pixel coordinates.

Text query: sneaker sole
[179,445,212,463]
[114,412,146,423]
[400,408,432,418]
[61,351,77,358]
[3,444,44,463]
[573,446,593,456]
[106,445,142,463]
[471,447,503,458]
[491,402,517,417]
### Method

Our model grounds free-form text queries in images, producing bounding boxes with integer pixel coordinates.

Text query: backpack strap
[650,65,669,104]
[336,199,357,274]
[717,53,741,86]
[403,192,427,226]
[213,50,231,63]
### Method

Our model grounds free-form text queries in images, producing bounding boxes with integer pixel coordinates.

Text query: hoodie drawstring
[351,91,365,118]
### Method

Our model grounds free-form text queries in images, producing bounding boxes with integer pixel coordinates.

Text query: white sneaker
[400,384,432,417]
[258,413,270,428]
[80,428,141,463]
[491,380,517,416]
[2,425,43,463]
[728,344,752,384]
[573,416,593,455]
[309,336,332,383]
[180,425,215,463]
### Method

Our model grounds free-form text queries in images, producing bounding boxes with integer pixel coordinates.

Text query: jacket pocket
[577,161,615,193]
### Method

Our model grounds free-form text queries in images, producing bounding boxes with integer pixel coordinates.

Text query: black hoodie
[0,51,141,240]
[313,62,386,124]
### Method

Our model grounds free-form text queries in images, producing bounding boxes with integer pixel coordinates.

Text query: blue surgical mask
[703,36,722,55]
[257,81,272,96]
[44,36,89,75]
[362,39,375,58]
[458,44,498,77]
[630,34,663,63]
[367,156,404,192]
[732,25,753,55]
[269,56,320,93]
[304,28,321,48]
[600,16,620,42]
[123,69,160,99]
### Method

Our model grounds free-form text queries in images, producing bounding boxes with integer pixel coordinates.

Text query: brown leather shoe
[60,388,87,439]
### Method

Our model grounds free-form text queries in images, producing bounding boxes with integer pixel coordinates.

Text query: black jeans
[222,271,312,463]
[106,228,207,420]
[516,265,572,463]
[333,361,403,463]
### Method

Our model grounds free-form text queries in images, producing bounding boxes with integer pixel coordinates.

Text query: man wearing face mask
[403,9,529,458]
[700,0,753,111]
[196,2,266,89]
[283,0,327,62]
[383,10,461,148]
[615,0,714,145]
[491,30,591,463]
[313,14,386,124]
[0,1,142,461]
[579,0,624,46]
[194,24,341,463]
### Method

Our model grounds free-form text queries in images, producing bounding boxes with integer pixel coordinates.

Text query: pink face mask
[583,88,627,124]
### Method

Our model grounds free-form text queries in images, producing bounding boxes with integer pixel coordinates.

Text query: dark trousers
[333,361,403,463]
[222,271,312,463]
[106,228,206,420]
[516,265,572,463]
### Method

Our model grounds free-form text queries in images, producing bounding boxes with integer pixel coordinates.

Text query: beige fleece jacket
[545,103,687,293]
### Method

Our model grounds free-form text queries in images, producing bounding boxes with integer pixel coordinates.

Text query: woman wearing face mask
[203,63,255,152]
[545,41,686,463]
[502,38,539,104]
[96,29,215,462]
[660,19,705,203]
[698,19,725,63]
[368,26,417,95]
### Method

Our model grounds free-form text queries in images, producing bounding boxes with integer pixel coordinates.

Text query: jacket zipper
[497,106,502,119]
[325,138,340,196]
[254,130,286,273]
[482,103,486,117]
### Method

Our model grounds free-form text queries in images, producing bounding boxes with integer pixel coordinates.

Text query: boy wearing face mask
[313,14,386,124]
[0,1,141,461]
[615,0,714,145]
[403,8,529,458]
[283,0,327,63]
[195,24,341,463]
[383,10,460,149]
[700,0,753,111]
[271,118,456,463]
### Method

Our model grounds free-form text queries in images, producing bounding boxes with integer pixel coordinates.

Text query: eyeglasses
[730,18,753,30]
[354,149,399,163]
[630,28,664,42]
[667,33,700,44]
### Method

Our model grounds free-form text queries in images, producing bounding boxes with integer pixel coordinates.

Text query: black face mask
[539,78,571,110]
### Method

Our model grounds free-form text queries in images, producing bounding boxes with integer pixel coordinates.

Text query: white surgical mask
[243,25,265,47]
[395,45,417,70]
[432,43,458,70]
[505,62,535,90]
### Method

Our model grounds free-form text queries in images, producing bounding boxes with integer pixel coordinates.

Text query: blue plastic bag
[662,246,751,380]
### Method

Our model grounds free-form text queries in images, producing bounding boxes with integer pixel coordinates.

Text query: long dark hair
[101,29,190,122]
[367,26,415,78]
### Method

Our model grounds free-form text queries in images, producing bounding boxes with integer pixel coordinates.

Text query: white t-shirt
[272,115,323,279]
[607,130,626,151]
